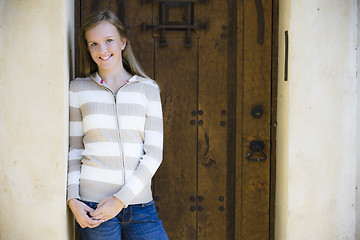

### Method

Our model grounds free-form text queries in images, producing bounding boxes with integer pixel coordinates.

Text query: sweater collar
[90,72,139,85]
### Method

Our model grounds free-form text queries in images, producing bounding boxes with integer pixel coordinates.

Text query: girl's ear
[121,38,127,50]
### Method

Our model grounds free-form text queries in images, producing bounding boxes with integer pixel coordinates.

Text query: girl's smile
[100,55,112,60]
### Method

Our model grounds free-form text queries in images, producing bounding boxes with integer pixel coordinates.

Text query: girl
[67,9,168,240]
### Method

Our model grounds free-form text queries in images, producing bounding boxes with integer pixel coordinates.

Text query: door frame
[270,0,279,239]
[72,1,279,239]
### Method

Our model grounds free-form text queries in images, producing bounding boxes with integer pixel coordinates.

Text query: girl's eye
[89,43,97,48]
[106,39,113,43]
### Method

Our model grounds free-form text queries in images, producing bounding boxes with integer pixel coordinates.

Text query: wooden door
[75,1,277,239]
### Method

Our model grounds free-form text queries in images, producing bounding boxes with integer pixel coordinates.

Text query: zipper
[94,79,129,186]
[114,82,128,186]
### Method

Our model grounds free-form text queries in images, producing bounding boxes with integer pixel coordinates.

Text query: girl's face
[85,20,126,73]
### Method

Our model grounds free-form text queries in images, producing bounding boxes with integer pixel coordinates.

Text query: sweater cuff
[67,184,81,202]
[113,186,136,208]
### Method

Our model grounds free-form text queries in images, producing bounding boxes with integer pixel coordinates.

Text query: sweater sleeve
[67,83,84,202]
[114,83,163,207]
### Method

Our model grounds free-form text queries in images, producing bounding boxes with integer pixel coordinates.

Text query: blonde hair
[78,10,148,78]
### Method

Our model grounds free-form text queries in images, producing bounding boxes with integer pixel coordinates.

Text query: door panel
[125,1,153,77]
[240,0,272,238]
[155,37,198,239]
[197,1,231,239]
[75,1,275,239]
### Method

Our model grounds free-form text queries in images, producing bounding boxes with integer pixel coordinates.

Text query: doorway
[74,1,278,239]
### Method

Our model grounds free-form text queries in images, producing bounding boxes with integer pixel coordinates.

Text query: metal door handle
[247,140,267,162]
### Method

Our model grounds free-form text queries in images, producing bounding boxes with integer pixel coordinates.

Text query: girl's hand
[90,196,125,222]
[68,199,104,228]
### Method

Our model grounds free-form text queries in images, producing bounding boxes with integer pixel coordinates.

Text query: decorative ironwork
[142,1,209,47]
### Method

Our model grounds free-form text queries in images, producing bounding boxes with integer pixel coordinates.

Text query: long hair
[78,10,148,78]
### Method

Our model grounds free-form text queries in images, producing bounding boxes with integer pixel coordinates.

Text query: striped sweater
[67,72,163,207]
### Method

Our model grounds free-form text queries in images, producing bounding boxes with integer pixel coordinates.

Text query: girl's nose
[99,42,107,53]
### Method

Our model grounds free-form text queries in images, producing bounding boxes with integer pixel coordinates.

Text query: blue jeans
[77,201,168,240]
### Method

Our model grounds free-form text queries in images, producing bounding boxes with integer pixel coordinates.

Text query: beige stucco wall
[356,1,360,239]
[0,0,74,239]
[275,1,290,239]
[276,0,358,239]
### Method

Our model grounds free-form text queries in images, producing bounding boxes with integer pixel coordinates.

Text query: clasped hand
[68,196,125,228]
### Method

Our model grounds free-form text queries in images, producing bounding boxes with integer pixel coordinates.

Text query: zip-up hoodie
[67,72,163,207]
